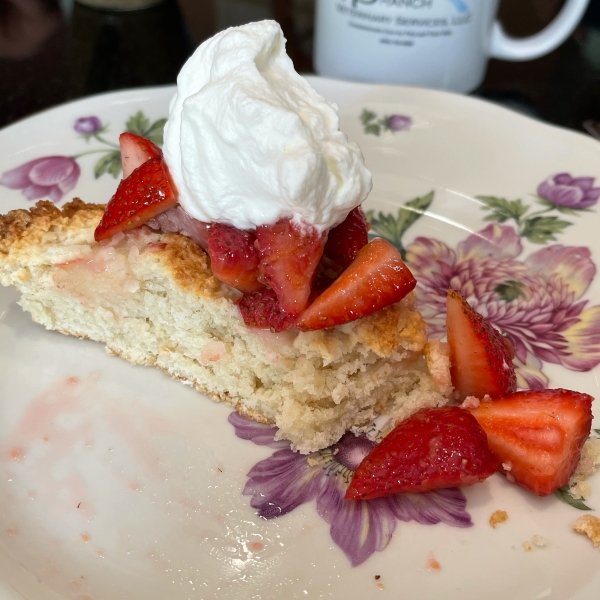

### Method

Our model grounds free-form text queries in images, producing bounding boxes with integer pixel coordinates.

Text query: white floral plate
[0,79,599,600]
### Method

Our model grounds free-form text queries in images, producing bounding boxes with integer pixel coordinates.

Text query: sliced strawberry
[345,407,497,500]
[236,288,296,332]
[446,289,516,400]
[255,218,326,318]
[94,157,177,241]
[468,389,593,496]
[296,237,416,331]
[206,224,263,293]
[120,132,162,179]
[324,206,369,269]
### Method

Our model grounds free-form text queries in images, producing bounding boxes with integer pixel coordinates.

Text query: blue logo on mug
[447,0,469,12]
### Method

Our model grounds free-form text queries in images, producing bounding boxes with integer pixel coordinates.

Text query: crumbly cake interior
[0,200,452,453]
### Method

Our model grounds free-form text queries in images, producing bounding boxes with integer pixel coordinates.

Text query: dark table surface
[0,0,599,139]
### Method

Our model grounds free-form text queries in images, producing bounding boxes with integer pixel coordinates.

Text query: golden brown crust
[0,199,229,299]
[356,296,427,356]
[0,199,105,255]
[154,233,225,298]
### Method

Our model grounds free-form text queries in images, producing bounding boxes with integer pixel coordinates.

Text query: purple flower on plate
[407,223,600,389]
[537,173,600,210]
[74,116,102,135]
[0,156,80,203]
[229,412,472,567]
[387,114,412,132]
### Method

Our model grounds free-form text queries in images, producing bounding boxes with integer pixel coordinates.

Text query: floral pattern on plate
[477,173,600,244]
[0,156,81,204]
[360,109,412,136]
[229,412,472,567]
[0,111,166,202]
[368,174,600,392]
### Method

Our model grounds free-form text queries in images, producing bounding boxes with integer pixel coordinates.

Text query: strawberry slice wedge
[324,206,369,269]
[255,218,326,318]
[296,237,416,331]
[94,157,178,241]
[207,223,263,293]
[120,132,162,179]
[237,288,296,332]
[345,406,497,500]
[446,289,517,399]
[468,389,593,496]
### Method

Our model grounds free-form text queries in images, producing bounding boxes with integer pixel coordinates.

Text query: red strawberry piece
[236,288,296,332]
[255,218,326,318]
[94,157,178,241]
[207,223,263,293]
[324,206,369,269]
[119,132,162,179]
[345,406,497,500]
[446,289,516,400]
[468,389,593,496]
[296,237,416,331]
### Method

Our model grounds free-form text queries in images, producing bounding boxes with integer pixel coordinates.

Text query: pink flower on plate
[387,114,412,131]
[407,223,600,389]
[229,412,472,567]
[0,156,80,203]
[538,173,600,210]
[74,116,102,135]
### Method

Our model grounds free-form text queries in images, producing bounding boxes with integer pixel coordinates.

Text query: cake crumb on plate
[573,514,600,547]
[567,438,600,500]
[522,536,547,551]
[460,395,480,409]
[489,509,508,528]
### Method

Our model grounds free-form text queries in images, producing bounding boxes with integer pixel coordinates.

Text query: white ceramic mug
[314,0,590,92]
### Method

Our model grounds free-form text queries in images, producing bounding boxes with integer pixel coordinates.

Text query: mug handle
[489,0,589,61]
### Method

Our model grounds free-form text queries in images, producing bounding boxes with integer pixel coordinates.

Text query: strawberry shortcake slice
[0,21,454,453]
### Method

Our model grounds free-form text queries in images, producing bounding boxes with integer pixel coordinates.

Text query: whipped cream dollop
[163,20,372,233]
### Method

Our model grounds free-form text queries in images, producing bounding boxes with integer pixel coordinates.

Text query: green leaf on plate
[125,111,167,145]
[367,191,434,258]
[364,123,381,136]
[555,485,593,510]
[520,215,572,244]
[360,109,377,125]
[477,195,529,223]
[94,150,122,179]
[126,111,150,136]
[594,429,600,436]
[125,110,150,136]
[144,118,167,146]
[125,110,150,135]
